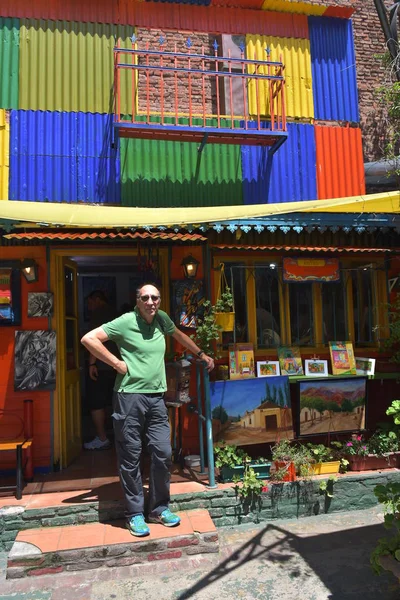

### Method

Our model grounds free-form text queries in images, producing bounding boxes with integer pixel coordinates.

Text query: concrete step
[6,509,219,579]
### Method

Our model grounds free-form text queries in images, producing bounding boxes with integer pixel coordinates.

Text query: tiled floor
[14,509,216,553]
[0,446,215,509]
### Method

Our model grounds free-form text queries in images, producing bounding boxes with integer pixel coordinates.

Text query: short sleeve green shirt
[102,307,176,393]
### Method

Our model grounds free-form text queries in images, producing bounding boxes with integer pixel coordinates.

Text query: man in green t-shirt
[81,283,214,537]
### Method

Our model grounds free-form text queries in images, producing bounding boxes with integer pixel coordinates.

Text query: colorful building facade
[0,0,399,475]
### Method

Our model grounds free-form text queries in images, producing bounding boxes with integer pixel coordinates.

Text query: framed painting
[257,361,280,377]
[210,376,294,446]
[298,377,367,437]
[278,346,303,376]
[27,292,54,317]
[355,357,376,376]
[0,268,21,326]
[329,341,356,375]
[171,279,205,329]
[304,359,328,377]
[14,330,56,391]
[229,343,255,380]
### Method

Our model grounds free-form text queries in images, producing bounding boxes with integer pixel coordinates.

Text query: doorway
[50,247,169,470]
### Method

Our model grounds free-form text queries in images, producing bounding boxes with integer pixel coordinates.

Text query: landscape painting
[210,376,294,446]
[298,377,366,436]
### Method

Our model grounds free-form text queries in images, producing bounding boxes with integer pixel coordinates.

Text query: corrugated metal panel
[9,110,120,203]
[0,110,9,200]
[0,18,19,109]
[120,137,243,207]
[246,35,314,119]
[315,125,365,200]
[211,0,264,7]
[19,20,134,114]
[146,0,211,4]
[0,1,118,24]
[241,122,317,204]
[324,6,354,19]
[127,3,309,38]
[309,16,359,122]
[262,0,326,16]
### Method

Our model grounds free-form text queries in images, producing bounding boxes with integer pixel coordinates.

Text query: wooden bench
[0,400,34,500]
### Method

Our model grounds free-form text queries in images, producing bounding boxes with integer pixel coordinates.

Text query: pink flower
[346,442,353,447]
[262,486,269,493]
[362,446,367,451]
[357,436,362,441]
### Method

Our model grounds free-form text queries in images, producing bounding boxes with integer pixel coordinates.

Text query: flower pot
[274,461,296,482]
[219,463,271,483]
[347,453,398,471]
[310,461,340,476]
[215,312,235,332]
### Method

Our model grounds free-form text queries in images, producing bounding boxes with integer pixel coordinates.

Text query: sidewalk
[1,505,398,600]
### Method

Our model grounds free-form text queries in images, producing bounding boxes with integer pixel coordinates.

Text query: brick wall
[136,29,217,118]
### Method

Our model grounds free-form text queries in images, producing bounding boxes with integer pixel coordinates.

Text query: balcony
[113,36,288,152]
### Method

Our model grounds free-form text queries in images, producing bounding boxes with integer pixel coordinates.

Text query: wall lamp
[0,259,39,283]
[181,254,200,279]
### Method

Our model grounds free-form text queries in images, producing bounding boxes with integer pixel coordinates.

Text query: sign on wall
[283,258,340,282]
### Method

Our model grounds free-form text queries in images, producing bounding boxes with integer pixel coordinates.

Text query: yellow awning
[0,191,399,229]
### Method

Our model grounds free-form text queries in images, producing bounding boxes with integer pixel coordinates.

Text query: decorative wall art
[27,292,54,318]
[0,268,21,326]
[329,341,356,375]
[82,276,117,322]
[355,357,376,376]
[257,360,280,377]
[172,279,205,329]
[298,377,366,436]
[14,330,56,391]
[283,258,340,283]
[210,376,294,446]
[304,359,328,377]
[228,343,255,380]
[278,346,304,376]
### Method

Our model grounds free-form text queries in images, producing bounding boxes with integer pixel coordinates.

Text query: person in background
[81,283,214,537]
[83,290,118,451]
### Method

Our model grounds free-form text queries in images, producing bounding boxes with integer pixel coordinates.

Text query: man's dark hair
[87,290,108,303]
[136,282,161,299]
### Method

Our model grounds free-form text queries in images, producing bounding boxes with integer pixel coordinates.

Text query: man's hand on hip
[114,360,128,375]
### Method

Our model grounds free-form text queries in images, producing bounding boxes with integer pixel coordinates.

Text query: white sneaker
[83,436,111,450]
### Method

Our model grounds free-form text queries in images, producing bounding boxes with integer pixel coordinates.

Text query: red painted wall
[0,246,52,472]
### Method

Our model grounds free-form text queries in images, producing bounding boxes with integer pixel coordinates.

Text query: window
[289,283,314,346]
[322,277,348,342]
[255,266,281,348]
[223,263,248,347]
[352,269,376,344]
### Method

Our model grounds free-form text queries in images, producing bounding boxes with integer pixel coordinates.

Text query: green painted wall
[0,18,19,109]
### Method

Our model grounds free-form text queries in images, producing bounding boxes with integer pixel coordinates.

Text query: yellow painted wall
[247,34,314,119]
[262,0,326,16]
[0,110,9,201]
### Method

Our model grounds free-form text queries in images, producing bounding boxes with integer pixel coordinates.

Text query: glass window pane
[352,270,375,343]
[322,279,347,342]
[222,263,248,346]
[64,266,76,318]
[255,267,281,348]
[289,283,314,346]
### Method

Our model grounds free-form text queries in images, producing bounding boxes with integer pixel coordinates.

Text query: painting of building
[210,376,294,446]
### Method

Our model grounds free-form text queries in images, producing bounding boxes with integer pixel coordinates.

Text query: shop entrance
[51,248,169,470]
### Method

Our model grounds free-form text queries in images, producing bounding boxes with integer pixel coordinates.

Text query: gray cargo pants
[112,391,172,519]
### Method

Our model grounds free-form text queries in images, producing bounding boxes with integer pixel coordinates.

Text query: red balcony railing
[113,36,287,150]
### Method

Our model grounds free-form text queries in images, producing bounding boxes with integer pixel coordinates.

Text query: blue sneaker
[148,509,181,527]
[127,514,150,537]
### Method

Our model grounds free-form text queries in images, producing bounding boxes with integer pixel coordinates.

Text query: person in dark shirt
[84,290,118,450]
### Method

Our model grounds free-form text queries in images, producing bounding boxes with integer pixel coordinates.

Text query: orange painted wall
[0,246,52,472]
[315,125,366,200]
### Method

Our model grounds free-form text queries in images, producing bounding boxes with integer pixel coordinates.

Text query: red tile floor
[0,445,217,510]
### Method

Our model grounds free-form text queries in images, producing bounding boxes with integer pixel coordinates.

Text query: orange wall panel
[315,125,365,200]
[0,246,52,472]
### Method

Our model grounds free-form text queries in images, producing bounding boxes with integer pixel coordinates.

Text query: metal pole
[202,363,217,488]
[196,363,206,474]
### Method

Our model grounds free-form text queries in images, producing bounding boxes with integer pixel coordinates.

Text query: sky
[210,376,290,417]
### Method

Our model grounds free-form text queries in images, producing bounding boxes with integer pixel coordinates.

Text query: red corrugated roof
[4,231,207,242]
[212,244,394,253]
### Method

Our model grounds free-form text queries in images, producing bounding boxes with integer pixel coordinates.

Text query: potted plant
[271,439,298,481]
[191,300,222,359]
[342,433,398,471]
[306,443,341,476]
[214,443,271,483]
[214,286,235,332]
[371,481,400,578]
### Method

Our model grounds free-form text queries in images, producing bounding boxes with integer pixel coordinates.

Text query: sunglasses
[139,295,160,302]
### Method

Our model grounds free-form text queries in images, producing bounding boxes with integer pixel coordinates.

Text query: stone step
[6,509,219,579]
